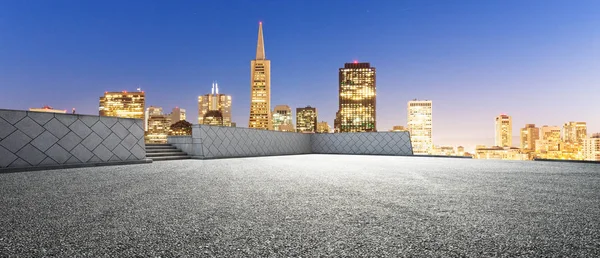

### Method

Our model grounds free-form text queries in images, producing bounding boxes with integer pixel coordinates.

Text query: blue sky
[1,0,599,151]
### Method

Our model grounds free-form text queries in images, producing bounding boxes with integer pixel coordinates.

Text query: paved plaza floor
[1,155,599,257]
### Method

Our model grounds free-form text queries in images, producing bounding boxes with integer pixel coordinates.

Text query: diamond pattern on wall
[0,109,147,169]
[197,125,312,159]
[311,132,413,156]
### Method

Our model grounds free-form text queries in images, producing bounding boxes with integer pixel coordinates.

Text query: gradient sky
[1,0,599,151]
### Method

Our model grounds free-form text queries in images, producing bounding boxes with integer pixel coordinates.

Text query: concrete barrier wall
[168,125,413,159]
[0,109,146,171]
[311,132,413,156]
[169,125,312,159]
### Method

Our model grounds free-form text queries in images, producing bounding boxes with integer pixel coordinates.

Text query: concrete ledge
[0,158,153,174]
[534,158,600,164]
[195,153,312,160]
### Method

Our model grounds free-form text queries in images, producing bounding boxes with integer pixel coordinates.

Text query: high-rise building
[407,100,433,154]
[317,121,331,133]
[248,22,272,130]
[520,124,540,152]
[335,62,376,132]
[145,106,171,144]
[99,90,145,119]
[170,107,186,125]
[296,106,318,133]
[198,82,232,126]
[582,133,600,161]
[272,105,294,132]
[29,105,67,114]
[494,114,512,147]
[563,122,587,144]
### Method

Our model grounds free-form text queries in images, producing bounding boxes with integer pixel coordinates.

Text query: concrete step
[150,156,192,161]
[145,145,177,150]
[146,152,188,157]
[146,148,181,153]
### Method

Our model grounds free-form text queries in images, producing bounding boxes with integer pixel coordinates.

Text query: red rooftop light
[353,60,358,64]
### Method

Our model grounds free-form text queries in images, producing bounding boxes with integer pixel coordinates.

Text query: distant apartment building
[582,133,600,161]
[494,114,512,147]
[170,107,186,125]
[145,106,171,144]
[317,121,331,133]
[390,125,408,132]
[475,146,528,160]
[563,122,587,144]
[520,124,540,152]
[272,105,294,132]
[296,106,318,133]
[29,105,67,114]
[334,62,376,132]
[198,82,232,126]
[536,125,561,152]
[99,90,145,119]
[407,100,433,154]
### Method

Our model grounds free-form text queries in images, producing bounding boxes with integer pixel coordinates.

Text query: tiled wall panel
[196,125,312,158]
[0,109,146,169]
[311,132,413,156]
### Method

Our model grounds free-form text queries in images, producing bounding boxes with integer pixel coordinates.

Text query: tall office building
[317,121,331,133]
[408,100,433,154]
[582,133,600,161]
[248,22,272,130]
[334,62,376,132]
[494,114,512,147]
[198,82,232,126]
[145,106,171,144]
[563,122,587,144]
[296,106,318,133]
[29,105,67,114]
[520,124,540,152]
[170,107,186,125]
[99,90,145,119]
[272,105,294,132]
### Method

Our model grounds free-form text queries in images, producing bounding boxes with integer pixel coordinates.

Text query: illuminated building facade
[29,105,67,114]
[99,90,145,119]
[335,62,376,132]
[563,122,587,144]
[170,107,186,125]
[520,124,539,152]
[582,133,600,161]
[198,82,232,126]
[390,125,408,132]
[535,125,561,153]
[296,106,318,133]
[494,114,512,147]
[248,22,272,130]
[407,100,433,154]
[317,121,331,133]
[272,105,294,132]
[145,106,171,144]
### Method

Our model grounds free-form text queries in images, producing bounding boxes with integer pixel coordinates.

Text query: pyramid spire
[256,21,265,60]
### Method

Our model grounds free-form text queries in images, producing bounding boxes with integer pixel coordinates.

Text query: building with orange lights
[99,90,145,120]
[334,62,376,133]
[29,105,67,114]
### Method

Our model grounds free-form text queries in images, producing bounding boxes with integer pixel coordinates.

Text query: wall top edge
[0,108,143,121]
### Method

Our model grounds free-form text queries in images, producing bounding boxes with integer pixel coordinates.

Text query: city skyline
[1,1,599,152]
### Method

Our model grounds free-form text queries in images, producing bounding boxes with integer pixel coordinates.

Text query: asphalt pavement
[1,155,599,257]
